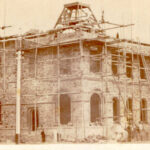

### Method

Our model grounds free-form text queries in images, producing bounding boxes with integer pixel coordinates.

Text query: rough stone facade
[1,35,150,143]
[0,2,150,143]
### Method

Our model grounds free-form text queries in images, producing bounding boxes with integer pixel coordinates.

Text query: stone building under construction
[0,2,150,143]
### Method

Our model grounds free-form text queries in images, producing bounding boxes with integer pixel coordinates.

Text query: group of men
[111,121,148,142]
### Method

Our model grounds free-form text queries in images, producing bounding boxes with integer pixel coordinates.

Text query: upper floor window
[126,53,132,78]
[60,59,71,74]
[112,52,118,75]
[139,55,146,79]
[90,46,102,73]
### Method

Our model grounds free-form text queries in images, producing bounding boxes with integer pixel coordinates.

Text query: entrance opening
[90,93,101,123]
[60,94,71,125]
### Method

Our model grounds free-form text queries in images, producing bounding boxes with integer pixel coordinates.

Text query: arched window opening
[140,99,147,123]
[28,108,39,131]
[90,93,101,123]
[60,94,71,125]
[113,97,120,123]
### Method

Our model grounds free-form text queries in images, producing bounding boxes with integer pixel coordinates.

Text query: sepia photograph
[0,0,150,146]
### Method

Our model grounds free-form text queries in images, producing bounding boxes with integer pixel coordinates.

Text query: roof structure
[54,2,101,30]
[0,1,150,55]
[64,2,90,9]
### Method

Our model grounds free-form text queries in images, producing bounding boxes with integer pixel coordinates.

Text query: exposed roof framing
[64,2,90,9]
[54,2,101,30]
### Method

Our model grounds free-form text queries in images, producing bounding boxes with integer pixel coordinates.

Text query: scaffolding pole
[16,47,22,144]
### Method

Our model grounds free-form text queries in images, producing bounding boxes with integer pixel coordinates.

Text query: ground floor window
[126,98,133,122]
[113,97,120,123]
[28,107,39,131]
[90,93,101,123]
[140,99,147,123]
[60,94,71,125]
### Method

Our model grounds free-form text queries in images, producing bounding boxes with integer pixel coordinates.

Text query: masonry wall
[0,40,16,143]
[80,42,150,140]
[0,40,84,142]
[1,38,150,143]
[20,42,86,142]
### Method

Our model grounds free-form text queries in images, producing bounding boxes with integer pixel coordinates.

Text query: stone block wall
[1,38,150,143]
[20,43,83,134]
[81,42,150,138]
[0,40,16,143]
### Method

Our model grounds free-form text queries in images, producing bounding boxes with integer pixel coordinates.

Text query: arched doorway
[90,93,101,123]
[60,94,71,125]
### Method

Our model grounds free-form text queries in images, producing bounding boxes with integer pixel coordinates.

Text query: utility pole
[0,25,12,94]
[15,37,22,144]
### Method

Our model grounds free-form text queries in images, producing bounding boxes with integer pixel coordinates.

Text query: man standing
[41,130,46,143]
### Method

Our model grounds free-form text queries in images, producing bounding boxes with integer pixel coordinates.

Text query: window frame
[126,53,133,78]
[140,99,148,123]
[90,93,102,125]
[113,97,120,123]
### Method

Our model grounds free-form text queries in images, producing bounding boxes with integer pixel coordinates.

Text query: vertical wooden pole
[79,39,85,138]
[57,44,60,125]
[16,39,22,144]
[3,0,6,95]
[104,41,108,137]
[118,41,121,123]
[131,42,134,127]
[3,38,6,94]
[104,41,107,121]
[138,40,142,124]
[124,42,127,126]
[34,36,38,131]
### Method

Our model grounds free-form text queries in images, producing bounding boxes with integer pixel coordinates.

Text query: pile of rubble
[82,135,108,143]
[60,135,108,143]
